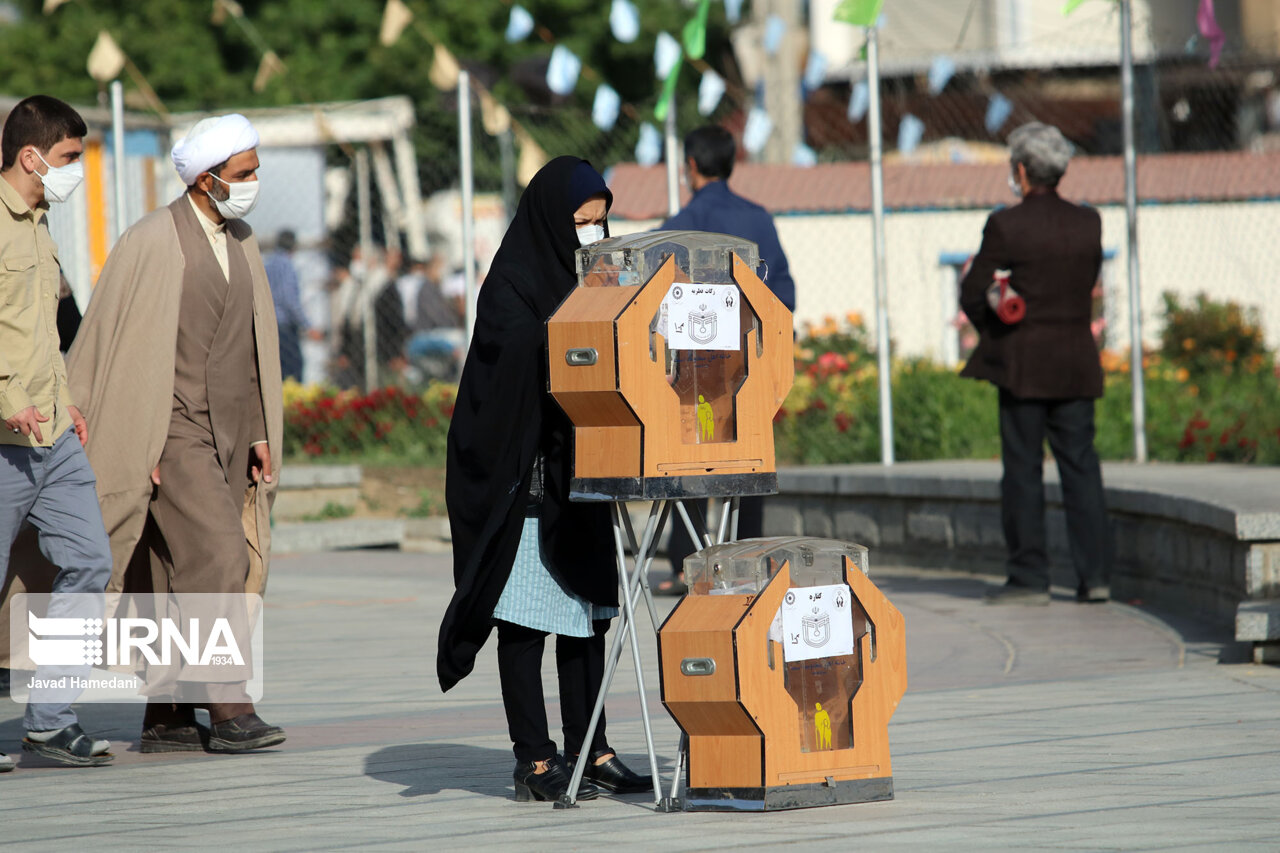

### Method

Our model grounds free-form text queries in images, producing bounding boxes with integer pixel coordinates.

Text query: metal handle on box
[565,348,598,366]
[680,657,716,676]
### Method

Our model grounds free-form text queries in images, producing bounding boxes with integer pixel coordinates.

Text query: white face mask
[1008,173,1023,199]
[209,172,260,219]
[576,224,605,246]
[33,149,84,204]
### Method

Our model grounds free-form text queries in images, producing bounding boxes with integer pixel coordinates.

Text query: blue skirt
[492,516,618,637]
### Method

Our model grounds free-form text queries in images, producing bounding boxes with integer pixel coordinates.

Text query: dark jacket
[959,189,1104,400]
[661,180,796,311]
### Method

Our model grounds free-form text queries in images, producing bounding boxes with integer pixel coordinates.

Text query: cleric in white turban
[171,113,260,187]
[56,110,286,754]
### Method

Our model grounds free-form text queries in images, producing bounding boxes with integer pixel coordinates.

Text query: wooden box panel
[573,426,640,478]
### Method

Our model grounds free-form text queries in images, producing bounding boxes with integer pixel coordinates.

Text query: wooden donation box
[547,231,793,500]
[659,538,907,811]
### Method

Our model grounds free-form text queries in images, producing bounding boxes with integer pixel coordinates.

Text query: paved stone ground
[2,550,1278,851]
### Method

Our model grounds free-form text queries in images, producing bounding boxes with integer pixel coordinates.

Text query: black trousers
[998,389,1112,593]
[667,496,765,576]
[496,619,611,763]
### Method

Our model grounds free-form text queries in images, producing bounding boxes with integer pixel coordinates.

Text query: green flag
[655,52,683,122]
[1061,0,1089,13]
[682,0,711,60]
[833,0,884,27]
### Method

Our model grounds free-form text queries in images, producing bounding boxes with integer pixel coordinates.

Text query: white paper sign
[661,283,741,351]
[779,584,856,663]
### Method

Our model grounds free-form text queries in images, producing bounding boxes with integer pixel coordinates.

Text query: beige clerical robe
[4,196,282,596]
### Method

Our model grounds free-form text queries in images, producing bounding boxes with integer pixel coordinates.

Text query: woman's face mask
[576,224,605,246]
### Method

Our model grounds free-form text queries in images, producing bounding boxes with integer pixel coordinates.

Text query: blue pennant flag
[763,14,786,56]
[847,81,869,122]
[724,0,744,25]
[698,69,726,116]
[592,84,621,131]
[927,55,956,95]
[743,106,774,155]
[792,143,818,167]
[985,93,1013,134]
[803,51,828,91]
[610,0,640,44]
[898,114,925,154]
[636,122,662,167]
[505,5,534,43]
[655,31,682,79]
[546,44,581,96]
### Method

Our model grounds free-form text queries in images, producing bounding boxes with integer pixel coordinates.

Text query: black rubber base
[682,777,893,812]
[571,472,777,502]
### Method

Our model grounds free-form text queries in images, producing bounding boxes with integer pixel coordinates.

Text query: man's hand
[250,443,272,484]
[5,407,49,442]
[150,466,161,486]
[67,405,88,446]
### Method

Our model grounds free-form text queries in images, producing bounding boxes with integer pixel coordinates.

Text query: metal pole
[355,148,377,393]
[866,26,894,466]
[1119,0,1147,463]
[459,71,479,351]
[664,89,680,217]
[109,80,128,241]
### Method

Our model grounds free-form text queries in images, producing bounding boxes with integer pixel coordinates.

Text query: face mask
[1008,173,1022,199]
[576,224,605,247]
[209,172,260,219]
[33,150,84,204]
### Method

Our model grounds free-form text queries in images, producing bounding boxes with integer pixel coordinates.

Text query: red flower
[834,412,852,433]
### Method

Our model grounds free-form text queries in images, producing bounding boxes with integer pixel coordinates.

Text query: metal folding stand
[557,496,741,811]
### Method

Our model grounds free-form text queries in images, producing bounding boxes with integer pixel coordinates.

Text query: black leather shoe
[580,751,653,794]
[207,713,285,752]
[140,721,210,753]
[513,758,599,802]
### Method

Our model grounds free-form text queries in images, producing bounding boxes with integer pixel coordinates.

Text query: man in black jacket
[960,122,1112,605]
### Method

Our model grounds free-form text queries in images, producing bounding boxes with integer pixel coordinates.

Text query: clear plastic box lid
[683,536,870,596]
[576,230,759,288]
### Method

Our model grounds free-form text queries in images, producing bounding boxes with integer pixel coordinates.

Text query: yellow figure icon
[814,702,832,750]
[696,394,715,442]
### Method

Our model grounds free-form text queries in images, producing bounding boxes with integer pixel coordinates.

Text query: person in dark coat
[960,122,1113,606]
[656,125,797,594]
[436,157,651,803]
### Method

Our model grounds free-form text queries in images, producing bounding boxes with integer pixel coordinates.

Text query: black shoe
[22,723,113,767]
[1077,585,1110,603]
[984,583,1050,606]
[513,758,599,802]
[140,722,210,753]
[581,751,653,794]
[207,713,285,752]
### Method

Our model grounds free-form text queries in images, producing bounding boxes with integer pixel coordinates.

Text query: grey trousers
[0,430,112,731]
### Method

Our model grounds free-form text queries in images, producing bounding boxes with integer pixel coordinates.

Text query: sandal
[654,575,687,597]
[23,723,114,767]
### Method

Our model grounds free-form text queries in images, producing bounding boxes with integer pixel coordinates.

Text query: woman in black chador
[437,157,652,803]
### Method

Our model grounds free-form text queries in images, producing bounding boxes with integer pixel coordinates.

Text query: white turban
[171,113,260,186]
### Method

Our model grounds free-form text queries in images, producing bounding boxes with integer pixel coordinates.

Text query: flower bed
[282,380,457,465]
[280,296,1280,467]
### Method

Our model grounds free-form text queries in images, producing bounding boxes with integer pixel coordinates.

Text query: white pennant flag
[592,84,621,131]
[610,0,640,44]
[698,70,725,116]
[654,31,681,79]
[87,30,126,83]
[546,45,582,96]
[379,0,413,47]
[636,122,662,167]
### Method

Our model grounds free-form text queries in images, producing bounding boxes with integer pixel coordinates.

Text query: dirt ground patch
[357,465,446,518]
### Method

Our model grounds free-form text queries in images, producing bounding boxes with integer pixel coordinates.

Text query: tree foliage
[0,0,737,192]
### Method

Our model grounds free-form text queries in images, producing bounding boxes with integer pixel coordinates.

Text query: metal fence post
[866,25,894,466]
[1120,0,1148,463]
